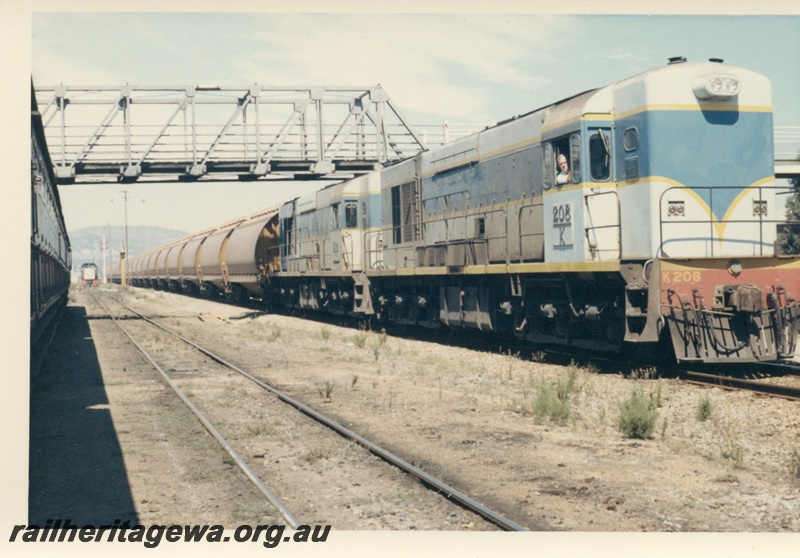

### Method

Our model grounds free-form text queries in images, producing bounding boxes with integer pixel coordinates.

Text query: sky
[25,6,800,246]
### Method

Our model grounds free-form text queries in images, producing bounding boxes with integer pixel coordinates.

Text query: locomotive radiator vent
[624,157,640,181]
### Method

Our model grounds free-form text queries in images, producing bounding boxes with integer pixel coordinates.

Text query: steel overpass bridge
[775,126,800,180]
[34,85,800,184]
[33,84,437,184]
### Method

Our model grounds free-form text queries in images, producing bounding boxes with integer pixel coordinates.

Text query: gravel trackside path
[30,285,800,532]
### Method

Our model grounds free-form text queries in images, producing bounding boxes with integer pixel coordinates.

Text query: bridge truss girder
[34,84,428,184]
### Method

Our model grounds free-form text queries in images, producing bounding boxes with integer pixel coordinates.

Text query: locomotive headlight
[727,259,742,277]
[693,73,741,100]
[667,200,685,217]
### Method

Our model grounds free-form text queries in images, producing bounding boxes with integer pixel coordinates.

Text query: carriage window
[331,203,339,229]
[474,217,485,239]
[589,129,611,181]
[391,186,402,243]
[624,127,639,151]
[361,201,367,228]
[569,134,581,183]
[345,201,358,228]
[542,143,554,190]
[282,217,294,256]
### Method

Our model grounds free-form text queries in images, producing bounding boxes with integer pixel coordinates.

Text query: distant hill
[69,225,189,273]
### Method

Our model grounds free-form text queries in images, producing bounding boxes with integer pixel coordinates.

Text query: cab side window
[331,203,339,230]
[589,129,611,181]
[345,201,358,228]
[548,134,580,186]
[569,134,581,183]
[542,143,554,190]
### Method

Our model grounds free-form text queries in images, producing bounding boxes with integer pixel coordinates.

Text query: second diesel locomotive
[80,263,99,287]
[116,58,799,364]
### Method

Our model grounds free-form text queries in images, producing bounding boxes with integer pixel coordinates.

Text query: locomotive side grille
[625,156,640,181]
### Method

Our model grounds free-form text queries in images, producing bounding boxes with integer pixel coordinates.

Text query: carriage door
[584,127,620,260]
[281,200,296,271]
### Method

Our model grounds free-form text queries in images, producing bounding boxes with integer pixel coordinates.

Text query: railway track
[756,361,800,376]
[110,283,800,407]
[123,286,800,404]
[87,289,524,531]
[677,367,800,402]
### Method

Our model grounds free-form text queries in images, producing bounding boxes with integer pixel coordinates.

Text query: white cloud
[227,14,579,122]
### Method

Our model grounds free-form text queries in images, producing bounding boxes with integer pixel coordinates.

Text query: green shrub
[267,326,281,342]
[618,389,658,439]
[533,383,571,424]
[318,381,335,400]
[557,364,579,401]
[376,328,388,346]
[532,367,579,424]
[696,394,713,422]
[352,332,367,348]
[720,438,743,469]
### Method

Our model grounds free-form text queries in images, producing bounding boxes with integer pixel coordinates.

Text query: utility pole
[123,189,129,285]
[100,232,107,283]
[107,222,112,276]
[120,242,127,287]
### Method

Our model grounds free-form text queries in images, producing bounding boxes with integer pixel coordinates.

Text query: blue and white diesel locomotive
[118,58,799,363]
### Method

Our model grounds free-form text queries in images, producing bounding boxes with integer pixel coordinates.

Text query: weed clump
[532,364,580,424]
[618,389,658,439]
[716,420,744,470]
[533,383,571,424]
[352,332,367,348]
[696,394,713,422]
[267,326,281,342]
[318,381,335,400]
[789,450,800,483]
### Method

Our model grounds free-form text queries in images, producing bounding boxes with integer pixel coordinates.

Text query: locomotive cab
[611,59,799,362]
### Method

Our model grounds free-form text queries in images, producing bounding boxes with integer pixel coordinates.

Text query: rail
[99,290,526,531]
[681,369,800,402]
[89,290,302,527]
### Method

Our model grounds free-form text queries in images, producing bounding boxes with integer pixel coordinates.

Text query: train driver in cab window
[556,154,570,184]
